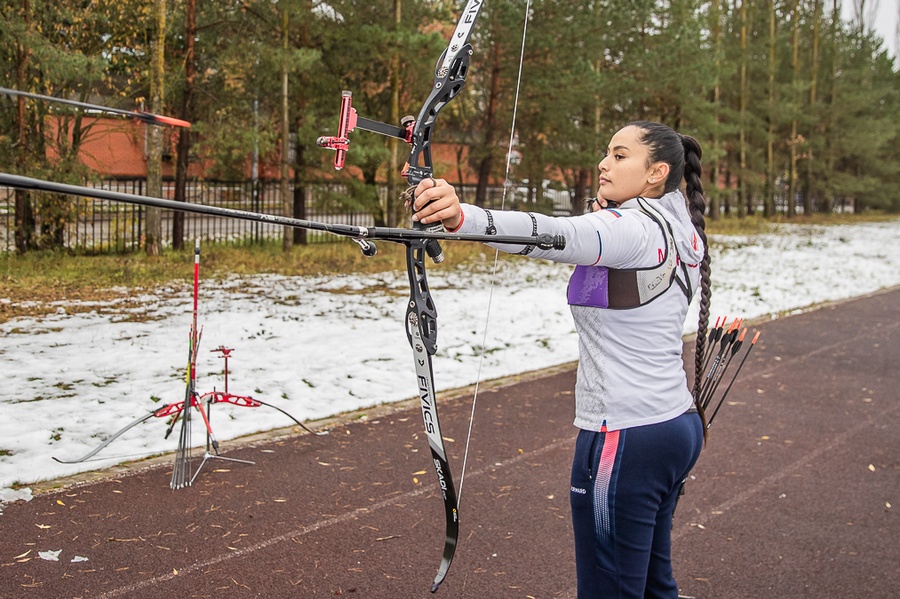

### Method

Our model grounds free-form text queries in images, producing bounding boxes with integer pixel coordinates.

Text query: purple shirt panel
[567,265,610,309]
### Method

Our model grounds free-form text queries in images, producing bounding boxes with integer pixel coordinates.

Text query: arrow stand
[170,242,257,489]
[50,243,326,484]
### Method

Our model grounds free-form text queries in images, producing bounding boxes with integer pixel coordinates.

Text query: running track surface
[1,287,897,598]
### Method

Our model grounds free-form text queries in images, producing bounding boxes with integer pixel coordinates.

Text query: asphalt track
[1,287,897,598]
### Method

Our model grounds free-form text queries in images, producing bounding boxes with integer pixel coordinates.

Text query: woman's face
[597,126,665,203]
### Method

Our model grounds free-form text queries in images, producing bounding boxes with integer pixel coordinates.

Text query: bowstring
[457,0,531,504]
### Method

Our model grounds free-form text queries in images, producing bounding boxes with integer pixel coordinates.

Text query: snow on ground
[1,219,898,497]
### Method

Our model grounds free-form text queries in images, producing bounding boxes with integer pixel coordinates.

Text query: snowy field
[1,218,899,503]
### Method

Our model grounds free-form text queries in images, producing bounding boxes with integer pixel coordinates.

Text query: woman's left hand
[409,177,463,231]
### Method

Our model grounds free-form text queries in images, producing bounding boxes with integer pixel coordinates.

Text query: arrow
[0,87,190,128]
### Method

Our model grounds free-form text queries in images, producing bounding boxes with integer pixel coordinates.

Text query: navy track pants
[569,411,703,598]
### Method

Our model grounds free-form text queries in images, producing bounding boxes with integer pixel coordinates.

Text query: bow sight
[316,91,415,171]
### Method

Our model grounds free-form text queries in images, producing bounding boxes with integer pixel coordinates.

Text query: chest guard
[567,198,692,310]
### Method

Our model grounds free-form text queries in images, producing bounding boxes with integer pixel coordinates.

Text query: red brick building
[46,115,482,184]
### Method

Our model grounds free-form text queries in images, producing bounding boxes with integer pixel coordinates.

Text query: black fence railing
[1,178,578,253]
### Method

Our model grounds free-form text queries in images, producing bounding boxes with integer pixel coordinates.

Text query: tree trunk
[173,0,196,251]
[787,0,800,218]
[709,0,722,221]
[386,0,402,227]
[475,40,502,208]
[281,8,292,251]
[576,168,590,215]
[291,0,312,243]
[145,0,166,256]
[820,0,839,213]
[591,0,603,201]
[738,0,748,218]
[804,0,821,215]
[14,0,35,252]
[292,159,307,245]
[764,0,776,217]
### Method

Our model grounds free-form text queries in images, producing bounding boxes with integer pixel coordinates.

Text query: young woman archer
[410,121,712,599]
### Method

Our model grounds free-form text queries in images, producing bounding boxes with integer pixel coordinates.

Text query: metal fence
[1,178,577,253]
[1,179,377,253]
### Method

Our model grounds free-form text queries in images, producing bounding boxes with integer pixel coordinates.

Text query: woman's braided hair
[627,121,712,433]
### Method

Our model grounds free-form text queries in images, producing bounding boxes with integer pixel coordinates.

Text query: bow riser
[404,0,486,267]
[407,0,485,181]
[404,42,474,185]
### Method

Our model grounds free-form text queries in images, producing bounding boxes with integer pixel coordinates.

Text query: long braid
[629,122,713,435]
[682,134,712,436]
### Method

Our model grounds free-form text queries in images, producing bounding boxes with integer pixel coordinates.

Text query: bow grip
[406,169,446,264]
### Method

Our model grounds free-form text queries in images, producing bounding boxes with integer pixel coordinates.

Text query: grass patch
[1,238,492,291]
[0,238,497,322]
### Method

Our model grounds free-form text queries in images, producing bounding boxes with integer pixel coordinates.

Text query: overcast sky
[842,0,899,60]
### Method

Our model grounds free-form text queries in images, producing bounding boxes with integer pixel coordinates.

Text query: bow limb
[52,402,184,464]
[204,391,328,437]
[250,399,329,437]
[405,239,459,592]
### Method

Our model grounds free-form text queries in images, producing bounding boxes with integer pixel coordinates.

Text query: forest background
[1,0,899,256]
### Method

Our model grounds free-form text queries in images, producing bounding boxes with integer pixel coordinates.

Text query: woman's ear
[648,162,670,184]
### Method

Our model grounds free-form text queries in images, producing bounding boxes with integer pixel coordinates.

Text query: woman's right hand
[409,177,463,231]
[588,189,617,212]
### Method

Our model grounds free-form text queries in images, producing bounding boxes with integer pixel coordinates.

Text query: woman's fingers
[413,177,443,207]
[411,178,454,221]
[404,177,437,210]
[406,177,462,228]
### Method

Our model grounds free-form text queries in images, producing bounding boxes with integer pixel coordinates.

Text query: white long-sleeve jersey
[454,190,704,431]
